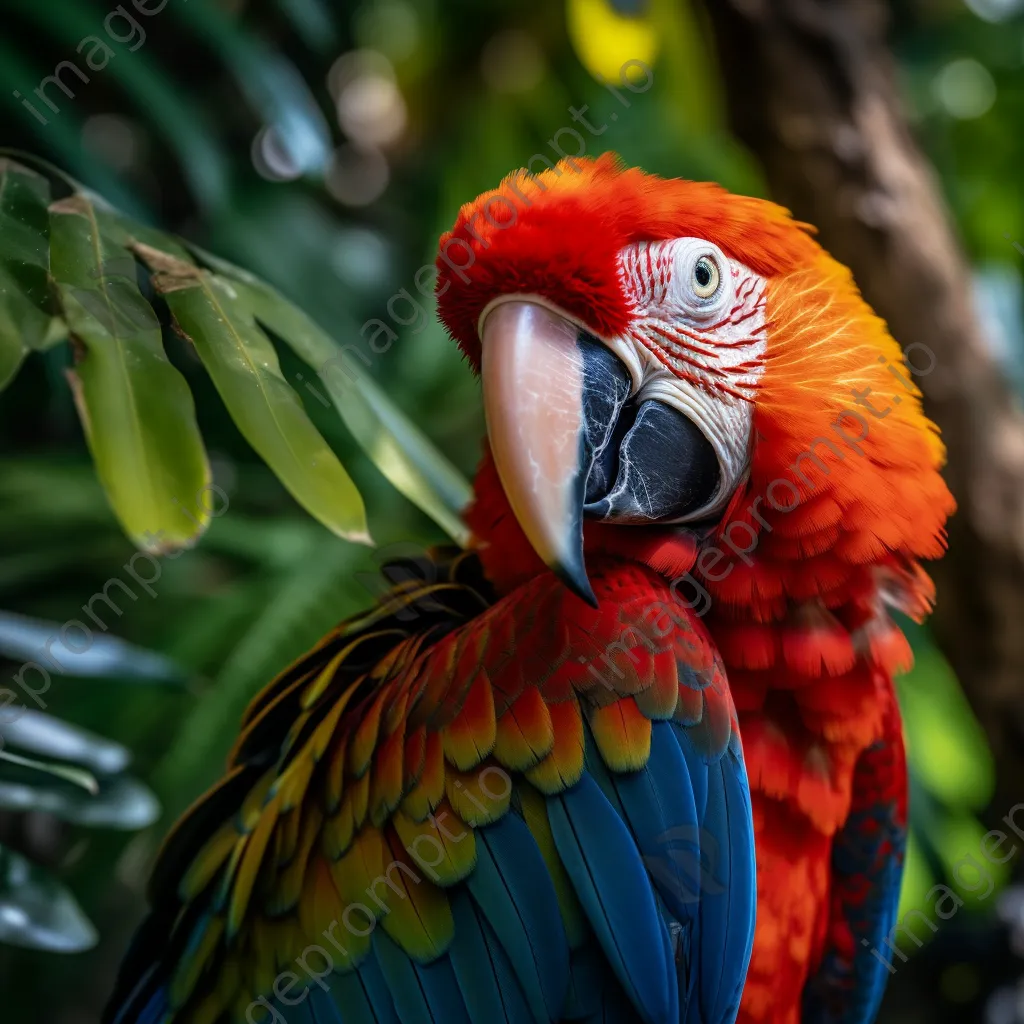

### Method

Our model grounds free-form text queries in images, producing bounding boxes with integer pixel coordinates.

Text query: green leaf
[934,810,1010,908]
[0,708,131,775]
[896,832,935,925]
[899,645,996,810]
[0,611,184,685]
[100,210,195,265]
[0,159,56,390]
[48,194,212,554]
[0,845,97,952]
[0,765,159,830]
[0,749,97,794]
[190,246,471,543]
[135,243,370,545]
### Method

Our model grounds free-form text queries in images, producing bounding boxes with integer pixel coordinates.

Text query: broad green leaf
[227,273,471,543]
[188,243,471,539]
[0,845,96,952]
[0,160,56,390]
[934,811,1010,908]
[136,244,370,545]
[100,210,195,265]
[48,195,212,554]
[896,832,935,926]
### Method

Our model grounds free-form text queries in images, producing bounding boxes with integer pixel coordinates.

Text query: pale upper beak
[480,300,720,605]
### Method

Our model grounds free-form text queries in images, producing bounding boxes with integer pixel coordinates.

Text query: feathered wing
[801,683,907,1024]
[105,549,756,1024]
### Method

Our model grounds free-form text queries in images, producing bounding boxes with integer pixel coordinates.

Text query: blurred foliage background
[0,0,1022,1022]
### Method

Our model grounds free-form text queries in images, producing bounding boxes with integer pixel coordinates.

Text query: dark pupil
[695,261,712,287]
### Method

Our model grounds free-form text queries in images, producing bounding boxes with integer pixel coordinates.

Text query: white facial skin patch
[476,237,768,523]
[612,237,769,517]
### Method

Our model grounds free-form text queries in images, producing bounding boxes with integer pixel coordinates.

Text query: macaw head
[436,155,954,612]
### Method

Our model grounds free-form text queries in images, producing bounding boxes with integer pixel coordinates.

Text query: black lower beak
[583,386,721,524]
[481,302,720,605]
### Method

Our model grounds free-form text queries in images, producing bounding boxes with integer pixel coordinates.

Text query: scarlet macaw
[105,155,954,1024]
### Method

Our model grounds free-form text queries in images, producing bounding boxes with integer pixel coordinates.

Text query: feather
[686,753,756,1024]
[611,721,703,925]
[370,930,473,1024]
[524,698,585,795]
[442,671,497,771]
[374,828,454,962]
[466,812,571,1022]
[323,956,400,1024]
[587,698,652,773]
[493,687,555,770]
[547,773,678,1024]
[448,890,534,1024]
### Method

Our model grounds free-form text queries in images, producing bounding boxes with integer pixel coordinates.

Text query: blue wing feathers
[449,889,535,1024]
[801,704,908,1024]
[548,772,679,1024]
[308,988,344,1024]
[612,721,703,925]
[561,944,607,1019]
[278,990,341,1024]
[111,737,755,1024]
[325,955,400,1024]
[412,953,474,1024]
[685,753,756,1024]
[372,929,441,1024]
[110,684,755,1024]
[466,815,569,1022]
[802,794,906,1024]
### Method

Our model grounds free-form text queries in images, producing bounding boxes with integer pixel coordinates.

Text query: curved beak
[480,301,721,606]
[479,299,720,598]
[480,301,630,606]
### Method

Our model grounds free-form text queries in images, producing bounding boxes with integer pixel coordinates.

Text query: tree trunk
[697,0,1024,821]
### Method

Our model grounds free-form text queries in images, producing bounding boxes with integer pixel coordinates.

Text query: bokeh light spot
[325,145,389,206]
[251,125,304,182]
[934,58,997,119]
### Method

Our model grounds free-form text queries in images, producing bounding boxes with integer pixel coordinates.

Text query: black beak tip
[552,557,599,609]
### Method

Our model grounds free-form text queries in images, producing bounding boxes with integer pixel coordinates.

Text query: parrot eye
[692,255,720,299]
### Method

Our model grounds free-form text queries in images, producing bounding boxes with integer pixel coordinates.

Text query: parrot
[104,154,954,1024]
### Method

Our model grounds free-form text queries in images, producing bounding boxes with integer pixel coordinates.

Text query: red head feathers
[435,153,954,621]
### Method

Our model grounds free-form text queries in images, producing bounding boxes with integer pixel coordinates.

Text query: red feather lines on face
[619,242,768,402]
